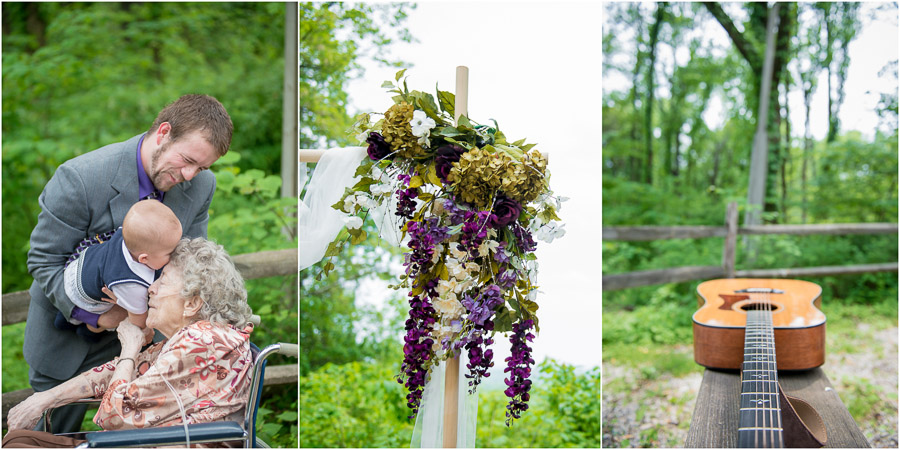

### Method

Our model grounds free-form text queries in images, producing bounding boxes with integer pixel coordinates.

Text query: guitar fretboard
[738,307,783,448]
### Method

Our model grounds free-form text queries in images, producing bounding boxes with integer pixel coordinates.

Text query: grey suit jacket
[25,134,216,380]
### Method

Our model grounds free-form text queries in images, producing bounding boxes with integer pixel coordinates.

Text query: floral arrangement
[323,70,565,425]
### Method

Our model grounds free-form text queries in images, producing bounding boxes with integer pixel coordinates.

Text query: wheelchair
[39,330,298,448]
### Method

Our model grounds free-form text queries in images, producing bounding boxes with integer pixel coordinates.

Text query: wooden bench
[685,368,870,448]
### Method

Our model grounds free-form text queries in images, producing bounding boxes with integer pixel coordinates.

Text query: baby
[60,200,182,334]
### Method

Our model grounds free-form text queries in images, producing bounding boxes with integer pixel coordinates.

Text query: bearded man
[24,94,233,433]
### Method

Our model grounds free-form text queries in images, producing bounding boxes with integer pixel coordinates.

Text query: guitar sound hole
[740,302,780,312]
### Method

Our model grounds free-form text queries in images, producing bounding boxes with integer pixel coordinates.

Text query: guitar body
[693,278,826,370]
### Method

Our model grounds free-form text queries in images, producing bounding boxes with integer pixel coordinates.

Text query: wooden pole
[442,65,468,449]
[299,149,325,163]
[723,202,738,278]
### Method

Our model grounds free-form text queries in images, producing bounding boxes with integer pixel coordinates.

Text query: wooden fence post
[723,202,738,278]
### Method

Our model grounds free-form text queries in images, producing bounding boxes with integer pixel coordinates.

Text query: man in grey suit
[24,94,233,433]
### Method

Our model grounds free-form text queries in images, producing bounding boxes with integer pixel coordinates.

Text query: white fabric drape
[411,355,479,448]
[299,147,478,447]
[299,147,367,271]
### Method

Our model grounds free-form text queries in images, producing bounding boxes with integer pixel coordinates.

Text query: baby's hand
[141,327,155,346]
[100,286,118,304]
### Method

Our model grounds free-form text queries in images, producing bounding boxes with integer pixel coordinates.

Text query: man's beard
[148,141,178,192]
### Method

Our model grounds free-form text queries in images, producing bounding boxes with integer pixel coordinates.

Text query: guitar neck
[739,308,784,448]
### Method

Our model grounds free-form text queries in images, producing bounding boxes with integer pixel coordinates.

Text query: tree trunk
[644,2,666,185]
[745,3,781,232]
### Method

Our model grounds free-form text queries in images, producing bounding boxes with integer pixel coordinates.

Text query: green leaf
[425,164,442,185]
[276,411,298,422]
[395,68,407,81]
[494,306,513,333]
[324,241,342,257]
[350,229,368,245]
[408,175,424,188]
[437,88,455,117]
[433,126,463,138]
[218,151,241,165]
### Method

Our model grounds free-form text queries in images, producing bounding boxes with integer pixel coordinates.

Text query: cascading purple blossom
[398,280,438,417]
[504,319,535,425]
[459,285,505,392]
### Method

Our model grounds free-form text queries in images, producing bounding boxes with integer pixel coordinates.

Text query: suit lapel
[109,135,142,228]
[163,179,195,232]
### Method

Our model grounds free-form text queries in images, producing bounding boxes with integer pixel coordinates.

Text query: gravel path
[602,329,898,448]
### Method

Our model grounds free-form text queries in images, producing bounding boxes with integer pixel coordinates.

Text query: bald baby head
[122,200,183,270]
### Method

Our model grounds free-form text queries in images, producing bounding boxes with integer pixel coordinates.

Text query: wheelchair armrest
[83,422,247,447]
[277,343,298,358]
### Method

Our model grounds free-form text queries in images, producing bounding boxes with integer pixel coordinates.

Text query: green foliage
[299,358,601,448]
[3,2,288,293]
[299,2,415,148]
[299,219,405,376]
[2,4,296,447]
[299,360,413,448]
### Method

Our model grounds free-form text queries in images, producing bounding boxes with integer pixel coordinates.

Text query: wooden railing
[1,247,298,420]
[602,202,898,291]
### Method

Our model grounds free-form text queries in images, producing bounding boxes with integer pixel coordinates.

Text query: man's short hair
[149,94,233,157]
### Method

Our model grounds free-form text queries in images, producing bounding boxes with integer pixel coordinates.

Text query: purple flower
[490,196,522,228]
[496,267,518,289]
[397,280,439,417]
[434,144,467,181]
[366,132,392,161]
[504,319,535,425]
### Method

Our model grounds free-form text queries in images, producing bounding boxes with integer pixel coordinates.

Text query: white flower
[477,239,500,257]
[410,110,436,137]
[449,244,468,261]
[342,195,357,213]
[436,279,458,297]
[344,215,363,230]
[431,243,445,265]
[370,182,393,196]
[433,296,465,320]
[535,222,566,243]
[356,195,378,209]
[356,130,369,144]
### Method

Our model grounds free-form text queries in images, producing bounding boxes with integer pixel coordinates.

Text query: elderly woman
[4,238,254,447]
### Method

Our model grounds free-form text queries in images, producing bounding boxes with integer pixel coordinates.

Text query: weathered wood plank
[686,368,870,448]
[602,266,726,291]
[231,248,298,280]
[603,226,727,241]
[739,223,897,236]
[604,223,897,242]
[1,364,298,423]
[735,263,898,279]
[2,248,298,326]
[1,291,30,326]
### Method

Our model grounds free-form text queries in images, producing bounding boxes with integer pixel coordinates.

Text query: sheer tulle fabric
[411,355,478,448]
[300,148,478,447]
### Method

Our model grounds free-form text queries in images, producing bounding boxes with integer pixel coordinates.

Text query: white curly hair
[168,237,252,327]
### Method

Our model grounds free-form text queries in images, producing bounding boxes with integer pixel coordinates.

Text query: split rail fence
[602,202,898,291]
[1,247,298,422]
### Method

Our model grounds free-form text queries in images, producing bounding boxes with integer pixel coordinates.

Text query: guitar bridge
[735,288,785,294]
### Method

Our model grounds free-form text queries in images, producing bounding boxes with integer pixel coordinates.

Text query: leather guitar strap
[778,382,827,448]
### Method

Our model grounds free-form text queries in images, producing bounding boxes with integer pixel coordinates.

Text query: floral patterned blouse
[83,320,254,431]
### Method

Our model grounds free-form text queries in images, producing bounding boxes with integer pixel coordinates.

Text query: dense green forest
[602,2,897,447]
[299,2,600,447]
[2,3,297,446]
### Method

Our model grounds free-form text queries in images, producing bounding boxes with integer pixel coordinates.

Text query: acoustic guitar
[692,278,828,448]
